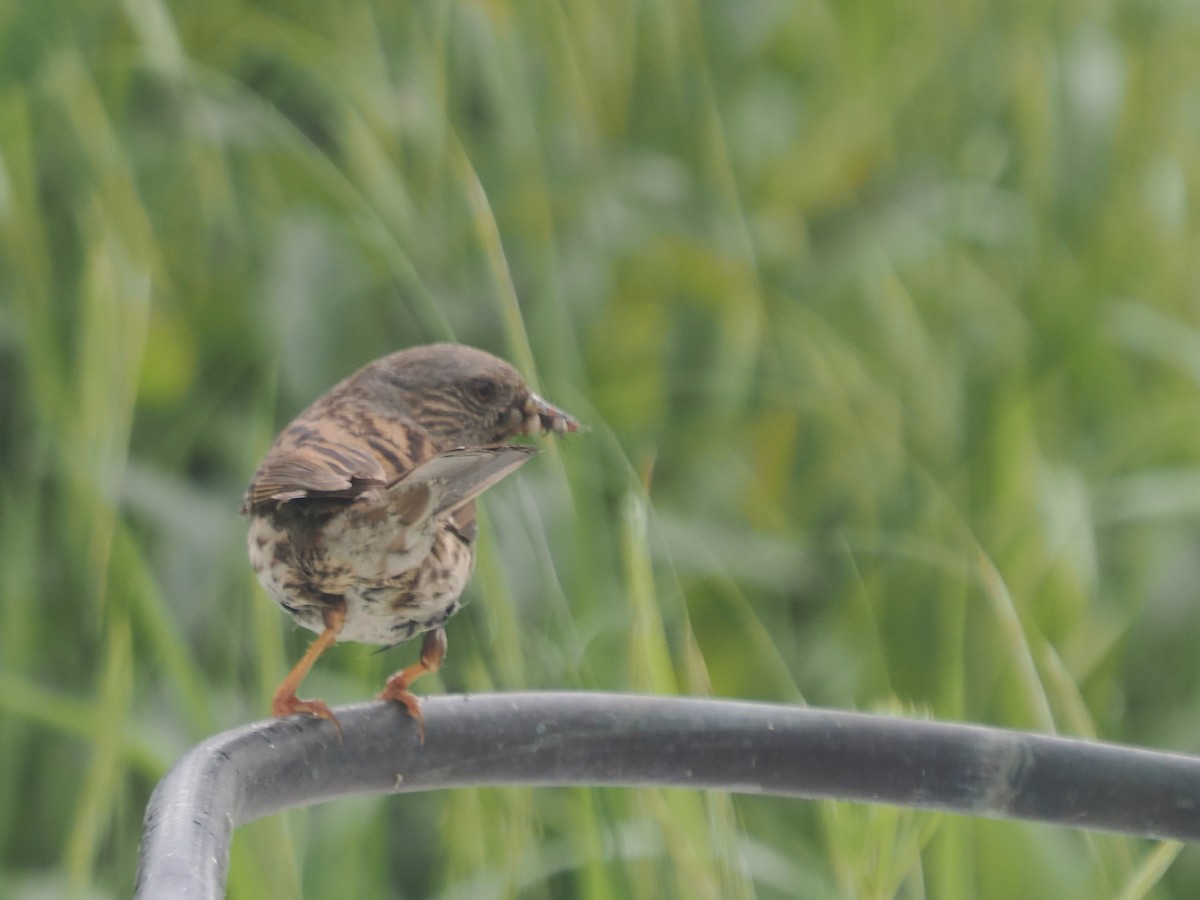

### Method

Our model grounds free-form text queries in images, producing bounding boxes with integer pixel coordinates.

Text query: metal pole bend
[135,692,1200,898]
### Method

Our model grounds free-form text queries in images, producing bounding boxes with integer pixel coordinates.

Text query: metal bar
[135,693,1200,898]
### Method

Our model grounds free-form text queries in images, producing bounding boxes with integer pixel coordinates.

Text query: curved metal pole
[135,692,1200,898]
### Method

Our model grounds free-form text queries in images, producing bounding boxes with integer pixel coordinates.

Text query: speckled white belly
[247,512,474,645]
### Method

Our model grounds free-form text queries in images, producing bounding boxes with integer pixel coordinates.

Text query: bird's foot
[377,676,425,744]
[272,691,344,740]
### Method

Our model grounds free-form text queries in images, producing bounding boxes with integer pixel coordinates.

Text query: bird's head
[364,343,578,448]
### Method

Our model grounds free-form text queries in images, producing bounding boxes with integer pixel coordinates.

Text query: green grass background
[3,0,1200,897]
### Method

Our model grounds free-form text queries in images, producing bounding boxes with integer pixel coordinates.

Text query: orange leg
[272,603,347,736]
[378,626,446,743]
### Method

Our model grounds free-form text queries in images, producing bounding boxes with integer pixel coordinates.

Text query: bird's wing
[328,446,538,569]
[302,445,534,589]
[242,423,391,512]
[385,444,539,524]
[244,392,537,523]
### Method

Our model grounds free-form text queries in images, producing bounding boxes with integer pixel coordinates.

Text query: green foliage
[3,0,1200,896]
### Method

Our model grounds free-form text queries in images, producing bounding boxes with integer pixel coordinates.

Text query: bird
[242,343,577,739]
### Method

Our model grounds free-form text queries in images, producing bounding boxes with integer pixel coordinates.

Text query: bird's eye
[469,378,497,403]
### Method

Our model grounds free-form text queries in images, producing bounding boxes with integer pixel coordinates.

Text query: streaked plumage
[244,343,577,736]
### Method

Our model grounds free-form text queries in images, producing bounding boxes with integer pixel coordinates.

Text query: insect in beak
[523,392,579,436]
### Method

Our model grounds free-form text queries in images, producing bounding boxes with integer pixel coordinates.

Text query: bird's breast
[247,507,475,645]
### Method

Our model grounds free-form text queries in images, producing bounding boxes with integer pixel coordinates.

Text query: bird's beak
[523,392,579,436]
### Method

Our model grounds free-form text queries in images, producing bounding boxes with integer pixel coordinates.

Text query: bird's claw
[272,693,344,740]
[377,678,426,744]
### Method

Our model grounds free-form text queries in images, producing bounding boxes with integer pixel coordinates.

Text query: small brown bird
[243,343,577,737]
